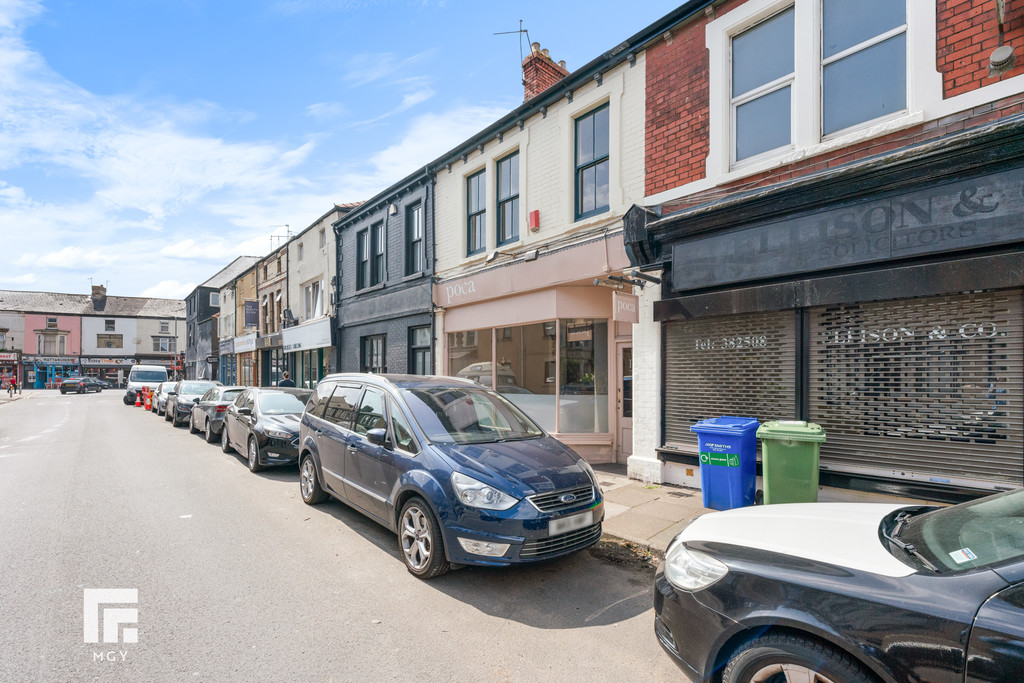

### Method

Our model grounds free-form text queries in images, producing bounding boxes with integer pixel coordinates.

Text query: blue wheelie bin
[689,416,760,510]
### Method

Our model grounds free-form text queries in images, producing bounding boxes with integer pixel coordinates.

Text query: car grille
[519,522,602,559]
[527,486,595,513]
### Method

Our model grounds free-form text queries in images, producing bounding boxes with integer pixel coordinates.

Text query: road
[0,390,681,682]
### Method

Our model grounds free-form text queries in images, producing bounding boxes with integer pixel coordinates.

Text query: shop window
[497,151,519,246]
[405,202,424,276]
[574,104,609,220]
[559,319,609,433]
[361,335,387,374]
[409,326,431,375]
[448,328,492,381]
[495,323,557,432]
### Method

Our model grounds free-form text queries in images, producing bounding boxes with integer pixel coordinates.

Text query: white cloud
[16,246,118,269]
[140,280,195,300]
[0,273,37,285]
[343,51,434,87]
[306,102,347,120]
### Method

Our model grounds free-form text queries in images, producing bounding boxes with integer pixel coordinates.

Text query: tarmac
[0,390,707,557]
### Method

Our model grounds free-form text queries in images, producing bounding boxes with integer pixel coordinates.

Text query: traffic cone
[134,390,141,407]
[144,388,152,410]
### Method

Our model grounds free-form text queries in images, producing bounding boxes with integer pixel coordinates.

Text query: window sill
[402,271,427,283]
[356,282,386,294]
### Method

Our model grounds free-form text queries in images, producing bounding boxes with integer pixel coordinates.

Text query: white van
[123,364,169,405]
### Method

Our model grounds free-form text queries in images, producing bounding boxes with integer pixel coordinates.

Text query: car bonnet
[679,502,917,577]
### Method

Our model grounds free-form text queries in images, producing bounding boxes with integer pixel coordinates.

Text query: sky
[0,0,680,300]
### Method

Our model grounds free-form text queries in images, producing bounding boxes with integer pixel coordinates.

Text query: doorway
[616,344,633,460]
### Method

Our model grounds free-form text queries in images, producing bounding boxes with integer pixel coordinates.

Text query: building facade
[256,245,288,386]
[626,0,1024,501]
[431,40,649,463]
[334,178,434,380]
[234,263,259,386]
[185,256,260,381]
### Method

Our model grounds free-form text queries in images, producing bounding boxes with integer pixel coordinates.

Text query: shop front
[25,355,80,389]
[0,351,19,389]
[644,135,1024,501]
[80,357,134,387]
[235,332,257,386]
[435,239,635,463]
[257,333,285,387]
[282,318,332,390]
[219,338,236,385]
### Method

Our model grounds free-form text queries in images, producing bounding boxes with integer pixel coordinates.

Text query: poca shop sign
[440,279,478,306]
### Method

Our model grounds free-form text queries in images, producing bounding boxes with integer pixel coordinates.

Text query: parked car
[59,376,104,394]
[165,380,221,426]
[297,374,604,579]
[220,387,311,471]
[189,385,245,443]
[95,378,116,389]
[150,381,177,416]
[653,488,1024,683]
[123,364,168,405]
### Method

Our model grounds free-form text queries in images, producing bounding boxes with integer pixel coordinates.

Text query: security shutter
[664,311,797,452]
[809,290,1023,488]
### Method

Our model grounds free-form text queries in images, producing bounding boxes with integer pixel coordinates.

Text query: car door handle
[315,430,323,436]
[347,444,358,451]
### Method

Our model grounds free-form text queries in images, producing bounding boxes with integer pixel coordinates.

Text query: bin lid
[756,420,826,442]
[689,416,760,435]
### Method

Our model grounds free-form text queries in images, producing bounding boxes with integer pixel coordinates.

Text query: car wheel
[60,388,67,395]
[299,455,328,504]
[123,394,131,405]
[398,497,450,579]
[247,437,264,473]
[164,405,172,421]
[205,420,218,443]
[188,412,199,434]
[221,425,233,453]
[723,634,873,683]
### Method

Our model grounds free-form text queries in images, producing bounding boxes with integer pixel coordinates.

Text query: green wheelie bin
[756,420,826,504]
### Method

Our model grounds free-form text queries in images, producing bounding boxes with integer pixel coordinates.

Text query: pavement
[593,462,712,558]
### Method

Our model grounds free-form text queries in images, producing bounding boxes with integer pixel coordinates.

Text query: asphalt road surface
[0,390,681,682]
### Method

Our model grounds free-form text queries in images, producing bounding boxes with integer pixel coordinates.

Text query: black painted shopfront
[636,121,1024,501]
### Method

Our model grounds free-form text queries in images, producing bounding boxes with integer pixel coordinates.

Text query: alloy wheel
[300,459,315,500]
[400,505,433,571]
[749,664,837,683]
[248,439,257,468]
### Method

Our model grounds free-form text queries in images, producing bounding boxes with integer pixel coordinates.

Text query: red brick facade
[522,43,570,102]
[645,0,1024,207]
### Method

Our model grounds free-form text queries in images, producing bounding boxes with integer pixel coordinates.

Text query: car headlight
[577,458,601,490]
[451,472,519,511]
[663,538,728,591]
[264,428,293,439]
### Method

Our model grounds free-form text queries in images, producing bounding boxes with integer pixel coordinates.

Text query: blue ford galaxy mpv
[298,373,604,578]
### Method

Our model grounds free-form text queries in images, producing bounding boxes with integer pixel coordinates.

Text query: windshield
[897,488,1024,572]
[221,390,243,402]
[181,382,217,395]
[130,370,166,382]
[400,386,544,445]
[257,392,308,415]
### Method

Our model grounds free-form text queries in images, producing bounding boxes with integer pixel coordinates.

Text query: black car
[59,376,104,394]
[165,380,221,426]
[654,488,1024,682]
[189,385,245,443]
[220,387,311,472]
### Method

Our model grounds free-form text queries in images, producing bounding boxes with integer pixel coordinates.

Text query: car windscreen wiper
[881,511,939,572]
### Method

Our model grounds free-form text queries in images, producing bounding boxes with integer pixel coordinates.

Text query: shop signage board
[282,318,332,352]
[0,352,18,362]
[613,292,640,324]
[234,333,257,353]
[244,300,259,328]
[672,165,1024,291]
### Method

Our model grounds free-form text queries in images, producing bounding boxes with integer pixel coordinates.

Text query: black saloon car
[220,387,310,472]
[189,385,245,442]
[165,380,221,426]
[59,376,104,394]
[654,488,1024,683]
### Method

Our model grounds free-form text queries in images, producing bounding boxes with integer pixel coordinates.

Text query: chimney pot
[541,48,550,59]
[531,42,540,54]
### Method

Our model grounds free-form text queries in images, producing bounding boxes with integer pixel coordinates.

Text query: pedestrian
[278,371,295,388]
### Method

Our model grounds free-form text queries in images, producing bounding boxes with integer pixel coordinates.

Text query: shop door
[809,290,1023,489]
[617,344,633,459]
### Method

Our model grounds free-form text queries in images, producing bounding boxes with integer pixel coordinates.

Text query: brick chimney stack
[522,42,569,101]
[91,284,107,311]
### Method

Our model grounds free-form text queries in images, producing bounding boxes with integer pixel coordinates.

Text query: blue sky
[0,0,679,299]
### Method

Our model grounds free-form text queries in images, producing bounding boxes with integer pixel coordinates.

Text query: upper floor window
[262,265,268,280]
[319,228,326,249]
[104,319,115,332]
[497,151,519,246]
[298,243,305,261]
[160,321,170,334]
[46,317,58,329]
[153,337,177,353]
[717,0,909,168]
[356,229,370,290]
[575,104,609,220]
[466,170,486,256]
[371,222,385,286]
[210,292,220,307]
[276,258,282,274]
[97,334,123,349]
[405,202,424,276]
[303,281,322,320]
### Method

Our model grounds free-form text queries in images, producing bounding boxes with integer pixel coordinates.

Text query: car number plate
[548,510,593,537]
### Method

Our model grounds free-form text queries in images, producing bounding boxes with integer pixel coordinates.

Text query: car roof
[319,373,482,392]
[244,386,311,395]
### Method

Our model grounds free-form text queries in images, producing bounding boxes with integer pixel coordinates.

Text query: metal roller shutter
[809,290,1023,488]
[664,311,797,452]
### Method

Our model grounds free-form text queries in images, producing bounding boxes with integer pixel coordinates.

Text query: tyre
[123,394,131,405]
[164,404,172,421]
[299,455,328,504]
[247,437,265,472]
[188,412,199,434]
[205,419,218,444]
[398,497,450,579]
[78,386,85,394]
[60,388,67,395]
[723,633,873,683]
[221,424,233,453]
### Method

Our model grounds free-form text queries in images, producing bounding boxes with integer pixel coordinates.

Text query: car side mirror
[192,397,200,404]
[366,428,391,449]
[168,391,177,396]
[237,406,252,416]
